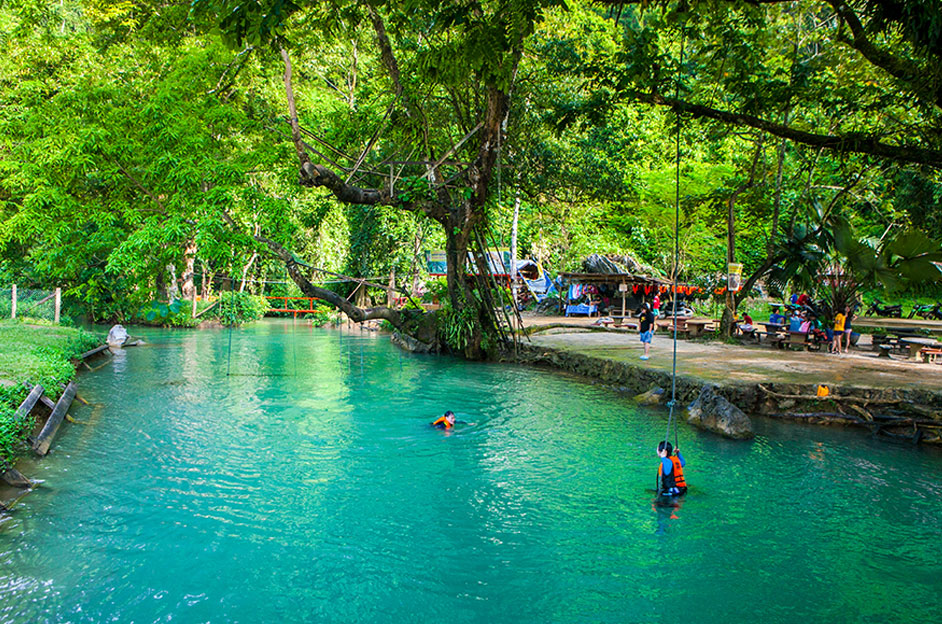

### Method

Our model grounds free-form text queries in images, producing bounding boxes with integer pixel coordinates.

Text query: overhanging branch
[220,212,407,329]
[631,90,942,168]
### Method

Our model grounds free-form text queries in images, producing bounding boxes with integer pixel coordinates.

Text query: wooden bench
[786,331,820,351]
[921,348,942,364]
[762,332,787,349]
[664,319,691,339]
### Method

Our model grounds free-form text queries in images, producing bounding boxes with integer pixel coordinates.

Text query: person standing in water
[656,441,687,496]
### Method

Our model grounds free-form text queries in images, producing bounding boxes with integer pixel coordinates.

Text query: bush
[423,277,449,303]
[136,299,200,328]
[216,291,270,326]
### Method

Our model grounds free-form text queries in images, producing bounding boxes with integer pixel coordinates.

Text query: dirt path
[520,315,942,391]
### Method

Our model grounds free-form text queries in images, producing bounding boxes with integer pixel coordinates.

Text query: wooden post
[54,287,61,324]
[387,268,395,308]
[192,295,198,319]
[11,284,16,319]
[32,381,77,456]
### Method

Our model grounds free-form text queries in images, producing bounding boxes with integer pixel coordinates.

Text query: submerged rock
[686,384,754,439]
[635,386,665,405]
[107,324,129,348]
[391,331,435,354]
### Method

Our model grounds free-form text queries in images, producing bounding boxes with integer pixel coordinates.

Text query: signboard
[426,250,448,275]
[727,263,743,292]
[426,249,512,276]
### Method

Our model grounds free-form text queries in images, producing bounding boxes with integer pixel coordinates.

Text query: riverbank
[506,316,942,443]
[0,321,98,468]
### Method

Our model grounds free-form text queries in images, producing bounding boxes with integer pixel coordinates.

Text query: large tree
[193,0,562,357]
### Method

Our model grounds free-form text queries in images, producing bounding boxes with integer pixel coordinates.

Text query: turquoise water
[1,320,940,623]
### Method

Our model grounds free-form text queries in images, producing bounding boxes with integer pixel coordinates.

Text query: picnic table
[685,319,713,338]
[899,337,942,359]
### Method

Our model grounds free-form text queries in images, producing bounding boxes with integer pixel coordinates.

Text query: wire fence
[1,286,61,323]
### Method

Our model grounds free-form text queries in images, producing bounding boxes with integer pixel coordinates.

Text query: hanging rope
[662,20,686,464]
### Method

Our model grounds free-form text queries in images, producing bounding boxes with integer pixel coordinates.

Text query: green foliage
[216,291,270,326]
[0,321,98,464]
[438,298,478,353]
[0,385,32,465]
[423,277,449,303]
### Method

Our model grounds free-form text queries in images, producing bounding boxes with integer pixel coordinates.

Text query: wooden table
[685,319,713,338]
[900,337,942,359]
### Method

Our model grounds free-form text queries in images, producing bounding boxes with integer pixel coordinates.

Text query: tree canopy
[1,0,940,351]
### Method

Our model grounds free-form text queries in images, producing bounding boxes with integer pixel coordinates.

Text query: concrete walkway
[520,315,942,391]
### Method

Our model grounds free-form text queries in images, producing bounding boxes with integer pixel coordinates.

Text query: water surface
[1,321,940,623]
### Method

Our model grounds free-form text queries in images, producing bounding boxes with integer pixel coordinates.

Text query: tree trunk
[723,192,737,338]
[510,184,520,310]
[182,241,197,300]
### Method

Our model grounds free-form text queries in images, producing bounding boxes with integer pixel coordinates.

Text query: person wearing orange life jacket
[656,441,687,496]
[431,411,456,429]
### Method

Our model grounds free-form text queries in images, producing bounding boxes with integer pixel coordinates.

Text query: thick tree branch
[280,47,312,171]
[366,5,404,99]
[220,212,407,330]
[631,90,942,168]
[827,0,941,110]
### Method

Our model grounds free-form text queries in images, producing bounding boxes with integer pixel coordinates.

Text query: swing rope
[662,20,686,461]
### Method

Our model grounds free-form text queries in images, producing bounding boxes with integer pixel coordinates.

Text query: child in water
[657,441,687,496]
[430,411,474,429]
[431,411,457,429]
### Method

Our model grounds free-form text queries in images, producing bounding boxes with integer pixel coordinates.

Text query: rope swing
[659,17,686,491]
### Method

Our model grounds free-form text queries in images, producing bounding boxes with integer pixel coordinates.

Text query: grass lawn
[0,320,99,463]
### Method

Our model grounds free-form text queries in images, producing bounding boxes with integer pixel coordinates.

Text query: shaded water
[1,321,940,623]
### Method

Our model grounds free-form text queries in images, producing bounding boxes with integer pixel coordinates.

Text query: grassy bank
[0,321,99,464]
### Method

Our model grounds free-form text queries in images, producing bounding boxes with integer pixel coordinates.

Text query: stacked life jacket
[432,416,453,429]
[658,455,687,495]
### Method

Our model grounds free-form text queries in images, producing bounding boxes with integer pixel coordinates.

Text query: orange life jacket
[432,416,453,429]
[658,456,687,491]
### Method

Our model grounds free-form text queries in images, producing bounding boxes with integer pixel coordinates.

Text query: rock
[391,331,435,354]
[635,386,665,405]
[107,324,129,348]
[686,384,755,439]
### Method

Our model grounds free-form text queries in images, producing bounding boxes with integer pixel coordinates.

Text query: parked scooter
[866,298,903,318]
[909,301,942,320]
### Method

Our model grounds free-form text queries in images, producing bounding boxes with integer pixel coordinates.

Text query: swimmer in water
[430,410,473,429]
[431,410,457,429]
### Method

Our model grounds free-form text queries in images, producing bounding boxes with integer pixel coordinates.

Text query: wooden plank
[32,382,77,456]
[80,344,110,360]
[15,384,45,420]
[1,461,32,488]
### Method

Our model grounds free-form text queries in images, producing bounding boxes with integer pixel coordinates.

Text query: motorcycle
[909,302,942,320]
[867,298,903,318]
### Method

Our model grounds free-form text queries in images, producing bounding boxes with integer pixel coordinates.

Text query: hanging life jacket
[432,416,453,429]
[658,456,687,495]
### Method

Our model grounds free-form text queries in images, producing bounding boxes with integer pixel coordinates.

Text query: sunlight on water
[1,321,940,623]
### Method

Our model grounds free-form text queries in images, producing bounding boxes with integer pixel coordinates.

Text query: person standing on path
[639,303,656,360]
[652,293,661,318]
[832,308,847,354]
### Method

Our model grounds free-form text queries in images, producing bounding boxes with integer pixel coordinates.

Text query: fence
[2,285,62,324]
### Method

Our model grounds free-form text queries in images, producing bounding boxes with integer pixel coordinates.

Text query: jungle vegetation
[1,0,941,352]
